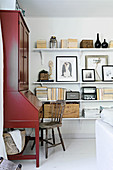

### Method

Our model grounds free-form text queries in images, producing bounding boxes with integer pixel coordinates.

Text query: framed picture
[82,69,95,82]
[85,55,108,81]
[102,65,113,81]
[56,56,78,82]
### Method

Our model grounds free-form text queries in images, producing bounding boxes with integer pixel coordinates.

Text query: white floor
[13,138,97,170]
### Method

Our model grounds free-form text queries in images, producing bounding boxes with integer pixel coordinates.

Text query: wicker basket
[3,130,26,155]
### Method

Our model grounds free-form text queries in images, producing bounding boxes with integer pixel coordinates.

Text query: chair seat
[39,122,62,129]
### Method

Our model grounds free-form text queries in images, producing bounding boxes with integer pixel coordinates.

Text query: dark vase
[102,39,108,48]
[95,33,101,48]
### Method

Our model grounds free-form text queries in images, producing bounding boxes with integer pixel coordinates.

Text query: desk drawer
[44,103,79,118]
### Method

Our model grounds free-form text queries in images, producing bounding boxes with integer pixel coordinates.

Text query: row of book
[36,86,66,101]
[97,88,113,100]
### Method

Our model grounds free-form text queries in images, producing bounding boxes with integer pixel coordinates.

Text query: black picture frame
[56,56,78,82]
[82,69,95,82]
[102,65,113,81]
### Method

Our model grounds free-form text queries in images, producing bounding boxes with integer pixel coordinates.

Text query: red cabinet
[19,16,29,91]
[0,10,41,167]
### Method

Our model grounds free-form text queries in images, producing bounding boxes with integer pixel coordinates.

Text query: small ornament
[102,39,108,48]
[109,40,113,48]
[95,33,101,48]
[49,36,58,48]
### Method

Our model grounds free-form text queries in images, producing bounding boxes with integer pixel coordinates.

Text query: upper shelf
[33,81,113,85]
[33,48,113,52]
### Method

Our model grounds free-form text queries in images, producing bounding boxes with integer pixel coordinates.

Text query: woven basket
[3,130,26,155]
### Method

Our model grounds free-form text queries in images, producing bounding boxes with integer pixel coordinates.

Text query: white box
[83,108,100,118]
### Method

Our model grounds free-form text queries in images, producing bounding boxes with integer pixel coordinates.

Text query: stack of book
[36,86,48,101]
[97,88,113,100]
[47,88,66,100]
[83,108,100,118]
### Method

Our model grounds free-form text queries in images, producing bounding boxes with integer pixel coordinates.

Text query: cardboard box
[44,103,79,118]
[37,40,46,48]
[68,39,78,48]
[80,40,93,48]
[61,39,78,48]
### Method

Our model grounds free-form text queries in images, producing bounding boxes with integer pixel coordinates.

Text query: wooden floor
[13,138,97,170]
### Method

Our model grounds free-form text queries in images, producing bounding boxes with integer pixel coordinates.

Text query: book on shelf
[97,88,113,100]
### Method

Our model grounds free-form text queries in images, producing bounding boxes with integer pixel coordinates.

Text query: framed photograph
[102,65,113,81]
[85,55,108,81]
[56,56,78,82]
[82,69,95,82]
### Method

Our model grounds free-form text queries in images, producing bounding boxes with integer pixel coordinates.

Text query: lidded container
[49,36,58,48]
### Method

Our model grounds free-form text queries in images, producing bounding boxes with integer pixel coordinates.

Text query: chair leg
[41,129,43,146]
[57,127,65,151]
[31,140,35,150]
[45,129,48,159]
[52,128,55,144]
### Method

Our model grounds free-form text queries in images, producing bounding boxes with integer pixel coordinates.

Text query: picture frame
[82,69,95,82]
[102,65,113,81]
[56,56,78,82]
[85,55,108,81]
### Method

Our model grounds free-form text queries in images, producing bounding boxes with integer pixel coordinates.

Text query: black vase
[102,39,108,48]
[95,33,101,48]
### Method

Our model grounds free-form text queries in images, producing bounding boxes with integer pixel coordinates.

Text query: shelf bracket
[39,50,44,65]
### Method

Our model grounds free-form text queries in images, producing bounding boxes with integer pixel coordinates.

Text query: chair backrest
[49,100,66,123]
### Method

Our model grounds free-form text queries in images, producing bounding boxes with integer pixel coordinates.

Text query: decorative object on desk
[48,60,54,80]
[61,39,78,48]
[38,70,49,81]
[85,55,108,81]
[95,33,101,48]
[47,87,66,100]
[109,40,113,48]
[102,65,113,81]
[80,40,93,48]
[49,36,58,48]
[82,69,95,82]
[56,56,78,82]
[66,91,80,100]
[81,86,97,100]
[3,130,25,155]
[36,86,48,101]
[37,40,46,48]
[102,39,108,48]
[0,157,22,170]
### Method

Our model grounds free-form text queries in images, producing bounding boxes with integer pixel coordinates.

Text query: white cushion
[101,109,113,126]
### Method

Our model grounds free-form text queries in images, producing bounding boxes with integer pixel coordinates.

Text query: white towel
[8,130,22,153]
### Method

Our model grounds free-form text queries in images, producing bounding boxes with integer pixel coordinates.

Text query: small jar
[49,36,58,48]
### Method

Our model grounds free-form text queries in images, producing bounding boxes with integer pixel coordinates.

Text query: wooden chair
[40,100,66,158]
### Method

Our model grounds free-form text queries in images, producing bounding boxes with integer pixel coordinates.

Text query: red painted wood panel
[0,11,19,92]
[4,91,39,121]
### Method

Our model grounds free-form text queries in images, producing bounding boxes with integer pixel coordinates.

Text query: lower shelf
[63,117,101,120]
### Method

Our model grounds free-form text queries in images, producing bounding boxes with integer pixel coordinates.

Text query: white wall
[0,0,16,10]
[26,17,113,138]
